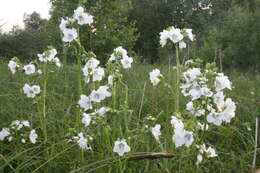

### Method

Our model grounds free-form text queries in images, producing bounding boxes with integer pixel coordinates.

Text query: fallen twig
[128,152,186,161]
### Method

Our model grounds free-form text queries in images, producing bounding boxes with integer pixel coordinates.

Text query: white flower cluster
[113,139,131,156]
[37,48,61,67]
[0,120,38,144]
[181,62,236,126]
[82,57,105,83]
[60,6,93,43]
[23,84,41,98]
[171,116,194,147]
[196,144,217,165]
[109,46,133,69]
[78,85,111,110]
[159,27,194,48]
[149,69,163,86]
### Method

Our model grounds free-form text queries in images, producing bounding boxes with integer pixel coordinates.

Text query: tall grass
[0,62,259,172]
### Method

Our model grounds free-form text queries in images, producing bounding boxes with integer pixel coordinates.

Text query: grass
[0,61,259,173]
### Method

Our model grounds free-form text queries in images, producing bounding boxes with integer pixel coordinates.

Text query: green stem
[76,50,83,131]
[43,63,47,143]
[175,45,180,113]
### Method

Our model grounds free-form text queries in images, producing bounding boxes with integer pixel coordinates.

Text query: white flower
[196,154,203,165]
[109,54,116,61]
[184,29,194,41]
[186,101,194,112]
[62,28,78,42]
[73,7,94,25]
[189,87,202,100]
[113,140,131,156]
[78,95,92,111]
[170,116,184,129]
[23,84,41,98]
[172,128,194,147]
[121,56,133,69]
[115,46,128,58]
[201,86,213,97]
[179,41,187,49]
[90,90,102,103]
[54,57,62,67]
[168,27,183,43]
[8,60,19,74]
[219,98,236,123]
[206,146,217,158]
[37,69,42,74]
[98,85,112,98]
[0,128,10,141]
[82,113,91,127]
[96,107,110,116]
[149,69,162,86]
[85,58,100,70]
[21,139,26,143]
[151,124,161,141]
[47,48,57,61]
[213,91,225,108]
[159,30,171,47]
[32,85,41,95]
[92,67,105,81]
[29,129,38,144]
[108,75,114,86]
[198,144,217,158]
[195,109,205,117]
[215,73,231,91]
[183,68,201,82]
[59,18,68,31]
[77,132,91,150]
[207,112,222,126]
[22,121,30,127]
[37,53,47,62]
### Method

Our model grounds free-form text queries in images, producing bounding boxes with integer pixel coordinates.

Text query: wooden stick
[128,152,186,161]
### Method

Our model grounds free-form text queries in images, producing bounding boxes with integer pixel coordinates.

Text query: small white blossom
[96,107,110,116]
[151,124,161,141]
[108,75,114,86]
[215,73,232,91]
[121,56,133,69]
[0,128,10,141]
[8,60,19,74]
[170,116,184,129]
[196,154,203,165]
[184,29,194,41]
[59,18,68,31]
[23,84,41,98]
[82,113,91,127]
[73,7,94,25]
[29,129,38,144]
[113,140,131,156]
[149,69,162,86]
[62,28,78,42]
[172,128,194,147]
[92,67,105,81]
[77,132,91,150]
[179,41,187,49]
[78,95,92,111]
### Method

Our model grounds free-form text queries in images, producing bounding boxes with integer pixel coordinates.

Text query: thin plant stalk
[175,45,180,113]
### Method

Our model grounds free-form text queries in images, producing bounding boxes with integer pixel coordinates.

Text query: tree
[49,0,138,63]
[0,12,50,61]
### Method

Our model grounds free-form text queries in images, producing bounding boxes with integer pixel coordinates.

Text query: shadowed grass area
[0,62,259,172]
